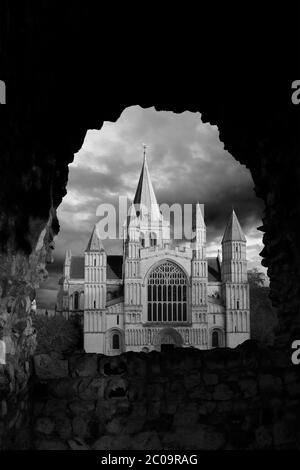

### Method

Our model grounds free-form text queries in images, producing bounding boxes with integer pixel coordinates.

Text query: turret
[221,209,250,348]
[84,226,106,310]
[64,249,72,279]
[221,209,247,282]
[191,203,208,310]
[194,202,206,260]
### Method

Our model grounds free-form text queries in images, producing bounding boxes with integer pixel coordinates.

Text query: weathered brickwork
[30,343,300,450]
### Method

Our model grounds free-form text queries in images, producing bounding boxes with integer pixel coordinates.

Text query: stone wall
[0,211,58,449]
[31,342,300,450]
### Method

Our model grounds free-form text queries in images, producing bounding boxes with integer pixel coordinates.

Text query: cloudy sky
[36,106,267,310]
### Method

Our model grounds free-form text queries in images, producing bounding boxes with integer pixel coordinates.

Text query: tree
[247,267,266,288]
[247,268,277,345]
[32,314,82,354]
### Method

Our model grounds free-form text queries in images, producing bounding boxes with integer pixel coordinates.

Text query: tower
[221,209,250,347]
[191,203,208,328]
[84,225,107,353]
[133,145,169,247]
[124,202,141,308]
[63,249,72,288]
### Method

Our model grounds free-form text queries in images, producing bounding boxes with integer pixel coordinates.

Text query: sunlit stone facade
[57,152,250,354]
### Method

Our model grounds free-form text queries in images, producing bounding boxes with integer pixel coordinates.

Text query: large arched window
[147,261,188,323]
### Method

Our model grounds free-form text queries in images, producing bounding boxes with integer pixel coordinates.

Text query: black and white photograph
[0,2,299,460]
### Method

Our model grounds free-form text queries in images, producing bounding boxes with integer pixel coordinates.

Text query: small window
[237,300,240,309]
[94,300,96,308]
[74,292,79,310]
[112,334,120,350]
[212,331,219,348]
[213,314,216,324]
[94,259,96,266]
[150,232,157,247]
[117,314,119,325]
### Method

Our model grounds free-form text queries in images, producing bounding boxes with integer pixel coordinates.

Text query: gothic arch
[153,327,183,351]
[143,258,190,287]
[105,328,124,355]
[210,327,225,348]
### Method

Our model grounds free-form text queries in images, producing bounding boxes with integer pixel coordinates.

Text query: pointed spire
[222,209,246,243]
[133,145,161,221]
[128,200,137,218]
[65,249,72,265]
[128,201,138,227]
[196,202,205,227]
[85,225,105,251]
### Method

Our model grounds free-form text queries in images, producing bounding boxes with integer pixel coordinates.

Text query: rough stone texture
[0,214,57,448]
[34,354,69,380]
[30,343,300,450]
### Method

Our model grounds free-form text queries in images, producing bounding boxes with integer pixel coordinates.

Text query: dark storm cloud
[57,105,265,257]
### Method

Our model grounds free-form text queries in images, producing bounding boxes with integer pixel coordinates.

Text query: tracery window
[147,261,188,323]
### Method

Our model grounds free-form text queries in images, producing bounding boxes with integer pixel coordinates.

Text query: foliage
[247,269,278,345]
[32,313,83,355]
[247,267,266,288]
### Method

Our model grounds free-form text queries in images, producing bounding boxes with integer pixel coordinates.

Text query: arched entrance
[153,327,183,351]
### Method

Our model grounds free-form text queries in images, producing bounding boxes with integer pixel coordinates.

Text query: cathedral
[56,150,250,355]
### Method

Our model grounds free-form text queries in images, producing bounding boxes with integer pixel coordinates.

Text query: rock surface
[29,346,300,450]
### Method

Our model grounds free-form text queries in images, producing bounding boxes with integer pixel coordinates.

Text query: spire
[128,201,138,227]
[196,202,205,227]
[85,225,105,251]
[128,200,137,218]
[133,145,161,221]
[65,249,72,265]
[222,209,246,243]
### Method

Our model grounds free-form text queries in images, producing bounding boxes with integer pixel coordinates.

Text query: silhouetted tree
[248,267,266,288]
[248,268,277,345]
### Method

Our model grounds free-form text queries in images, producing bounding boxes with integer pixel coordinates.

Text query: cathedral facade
[56,152,250,355]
